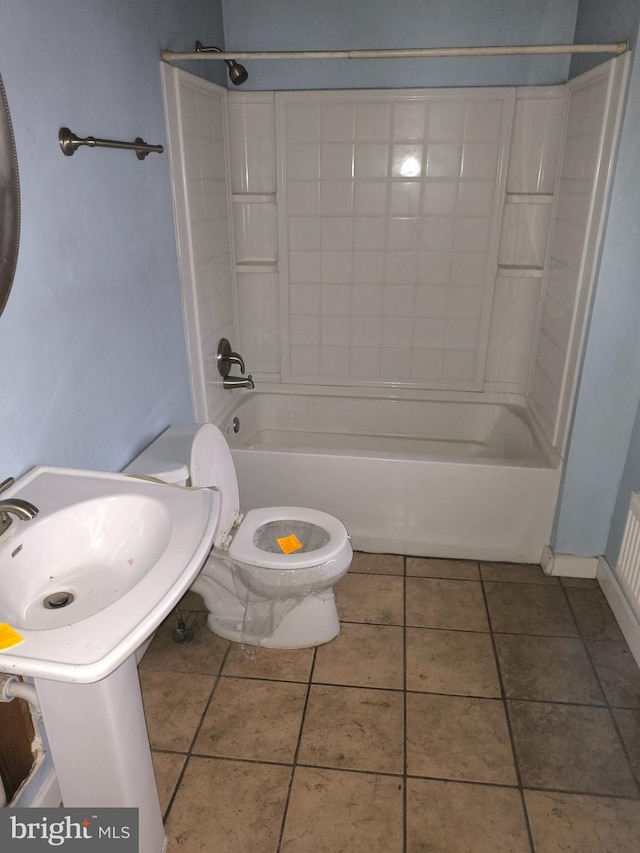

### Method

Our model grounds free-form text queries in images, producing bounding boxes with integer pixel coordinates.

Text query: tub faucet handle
[217,338,247,377]
[226,351,245,373]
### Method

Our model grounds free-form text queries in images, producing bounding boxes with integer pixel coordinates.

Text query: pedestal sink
[0,466,220,853]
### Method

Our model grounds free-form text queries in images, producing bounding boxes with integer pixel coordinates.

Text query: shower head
[226,59,249,86]
[195,41,249,86]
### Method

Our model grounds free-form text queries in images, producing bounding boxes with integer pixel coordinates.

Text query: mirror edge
[0,72,21,318]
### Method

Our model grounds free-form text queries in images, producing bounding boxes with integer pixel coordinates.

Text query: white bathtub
[220,388,561,562]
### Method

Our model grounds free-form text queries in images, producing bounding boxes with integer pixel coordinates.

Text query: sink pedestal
[34,654,166,853]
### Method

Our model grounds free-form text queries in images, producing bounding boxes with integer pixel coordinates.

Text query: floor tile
[298,684,404,774]
[485,582,578,636]
[406,693,517,784]
[407,778,530,853]
[613,708,640,782]
[406,627,500,697]
[313,622,404,689]
[525,789,640,852]
[508,700,638,797]
[560,576,599,588]
[406,557,479,580]
[334,573,404,625]
[349,551,404,575]
[154,552,638,852]
[140,670,214,751]
[565,587,625,641]
[406,577,489,632]
[280,766,403,853]
[495,634,604,704]
[480,561,557,584]
[193,677,306,763]
[223,642,314,683]
[165,756,290,853]
[586,640,640,707]
[139,611,229,676]
[151,751,185,816]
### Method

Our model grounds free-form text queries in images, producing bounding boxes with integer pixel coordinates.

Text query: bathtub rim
[212,383,561,470]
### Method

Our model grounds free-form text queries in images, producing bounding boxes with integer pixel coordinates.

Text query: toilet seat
[229,506,350,570]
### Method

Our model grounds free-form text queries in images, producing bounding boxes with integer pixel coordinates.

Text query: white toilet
[124,424,352,648]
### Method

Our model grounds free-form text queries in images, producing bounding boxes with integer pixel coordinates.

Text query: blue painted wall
[607,396,640,564]
[571,0,639,77]
[0,0,224,479]
[221,0,578,89]
[552,0,640,560]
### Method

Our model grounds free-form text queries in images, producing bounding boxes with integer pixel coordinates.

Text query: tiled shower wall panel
[176,76,236,419]
[530,67,611,443]
[276,89,515,389]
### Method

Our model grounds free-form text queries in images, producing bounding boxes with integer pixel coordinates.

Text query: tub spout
[223,374,255,390]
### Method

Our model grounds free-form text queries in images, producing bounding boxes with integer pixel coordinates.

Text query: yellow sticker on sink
[277,534,303,554]
[0,624,24,650]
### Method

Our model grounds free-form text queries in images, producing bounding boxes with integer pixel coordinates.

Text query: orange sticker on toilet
[277,534,303,554]
[0,623,24,650]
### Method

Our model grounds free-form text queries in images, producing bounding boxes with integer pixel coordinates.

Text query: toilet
[124,424,352,648]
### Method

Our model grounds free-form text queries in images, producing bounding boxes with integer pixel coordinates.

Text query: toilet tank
[123,424,241,547]
[122,425,202,484]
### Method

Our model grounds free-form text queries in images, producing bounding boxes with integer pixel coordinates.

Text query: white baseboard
[541,546,599,577]
[597,556,640,669]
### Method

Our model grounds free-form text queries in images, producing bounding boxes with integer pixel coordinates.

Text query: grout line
[479,567,536,853]
[217,672,312,685]
[342,614,587,641]
[561,583,640,796]
[402,556,408,853]
[166,747,640,803]
[161,641,232,822]
[276,645,317,852]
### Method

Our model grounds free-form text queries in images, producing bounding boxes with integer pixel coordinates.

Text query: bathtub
[219,387,561,563]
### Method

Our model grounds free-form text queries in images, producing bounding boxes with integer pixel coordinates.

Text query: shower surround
[161,55,627,560]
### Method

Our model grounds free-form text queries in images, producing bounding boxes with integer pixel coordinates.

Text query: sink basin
[0,466,219,682]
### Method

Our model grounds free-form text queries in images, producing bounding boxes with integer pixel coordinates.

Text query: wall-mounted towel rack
[58,127,163,160]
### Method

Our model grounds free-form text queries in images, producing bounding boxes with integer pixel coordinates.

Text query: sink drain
[44,591,75,609]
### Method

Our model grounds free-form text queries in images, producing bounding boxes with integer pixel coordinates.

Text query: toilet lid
[190,423,240,547]
[229,506,349,569]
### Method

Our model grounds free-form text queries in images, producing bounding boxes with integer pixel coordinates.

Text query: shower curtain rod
[161,42,627,62]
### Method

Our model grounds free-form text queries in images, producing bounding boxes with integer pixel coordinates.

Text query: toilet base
[207,588,341,648]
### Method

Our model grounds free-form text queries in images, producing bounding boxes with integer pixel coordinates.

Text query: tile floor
[139,554,640,852]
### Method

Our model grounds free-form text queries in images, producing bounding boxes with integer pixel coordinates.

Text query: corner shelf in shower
[232,193,276,204]
[235,261,278,272]
[505,193,554,204]
[497,264,544,278]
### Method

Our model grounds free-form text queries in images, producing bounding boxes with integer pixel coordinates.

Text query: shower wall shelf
[232,193,275,204]
[506,194,554,204]
[497,265,545,278]
[58,127,164,160]
[235,262,278,270]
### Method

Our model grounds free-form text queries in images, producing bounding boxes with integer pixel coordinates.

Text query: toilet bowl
[124,424,352,648]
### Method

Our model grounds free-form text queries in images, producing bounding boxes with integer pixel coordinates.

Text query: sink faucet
[0,477,39,535]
